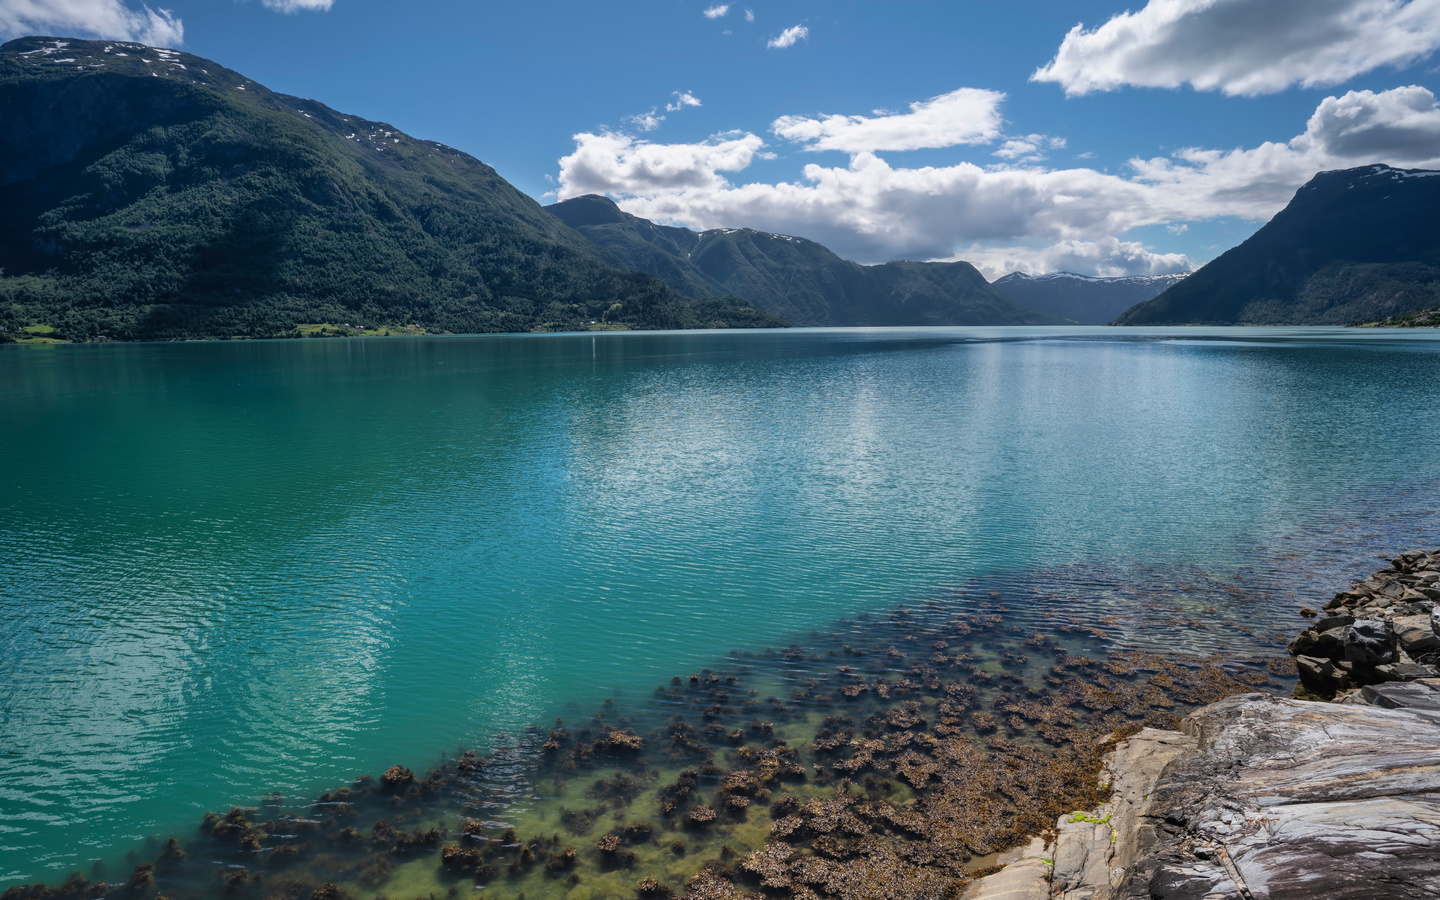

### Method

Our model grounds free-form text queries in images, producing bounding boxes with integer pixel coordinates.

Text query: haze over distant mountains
[1119,165,1440,326]
[546,194,1058,327]
[0,37,782,340]
[991,272,1188,325]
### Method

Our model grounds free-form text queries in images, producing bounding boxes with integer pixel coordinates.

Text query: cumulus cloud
[0,0,183,45]
[767,24,808,49]
[958,238,1193,280]
[1305,84,1440,158]
[1127,85,1440,218]
[557,130,767,196]
[1033,0,1440,97]
[744,7,754,21]
[703,4,729,18]
[993,134,1067,163]
[555,85,1440,275]
[262,0,334,11]
[773,88,1006,153]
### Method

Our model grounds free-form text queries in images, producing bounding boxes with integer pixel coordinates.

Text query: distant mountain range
[546,194,1058,326]
[0,37,781,340]
[1119,165,1440,325]
[991,271,1189,324]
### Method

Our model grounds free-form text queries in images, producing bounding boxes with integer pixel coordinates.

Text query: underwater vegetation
[2,600,1284,900]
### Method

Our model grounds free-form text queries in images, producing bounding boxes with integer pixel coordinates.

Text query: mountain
[1117,165,1440,326]
[0,37,782,341]
[992,271,1188,325]
[546,194,1058,326]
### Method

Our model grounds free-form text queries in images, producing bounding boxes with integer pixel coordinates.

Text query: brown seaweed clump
[440,845,485,872]
[596,731,645,753]
[379,766,414,792]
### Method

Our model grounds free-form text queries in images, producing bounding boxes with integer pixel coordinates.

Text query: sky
[4,0,1440,277]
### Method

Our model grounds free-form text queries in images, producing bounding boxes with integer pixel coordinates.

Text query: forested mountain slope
[0,37,779,340]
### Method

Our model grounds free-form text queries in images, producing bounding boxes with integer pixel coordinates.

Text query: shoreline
[964,550,1440,899]
[2,601,1284,900]
[8,549,1437,899]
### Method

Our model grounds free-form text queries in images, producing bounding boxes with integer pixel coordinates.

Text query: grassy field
[13,324,67,344]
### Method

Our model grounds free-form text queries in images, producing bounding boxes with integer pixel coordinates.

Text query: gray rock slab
[961,837,1052,900]
[1117,693,1440,900]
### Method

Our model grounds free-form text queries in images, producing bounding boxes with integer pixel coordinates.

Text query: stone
[1312,613,1354,633]
[1393,614,1440,653]
[1358,681,1440,717]
[1371,663,1440,683]
[1295,655,1350,694]
[1344,619,1396,665]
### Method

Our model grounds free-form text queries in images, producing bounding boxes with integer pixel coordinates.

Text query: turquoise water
[2,326,1439,886]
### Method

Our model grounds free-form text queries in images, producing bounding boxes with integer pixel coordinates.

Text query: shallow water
[2,326,1439,886]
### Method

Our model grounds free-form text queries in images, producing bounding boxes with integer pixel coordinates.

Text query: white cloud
[958,238,1193,280]
[703,4,729,18]
[767,24,808,49]
[621,92,702,134]
[557,130,767,196]
[1126,85,1440,219]
[744,7,754,21]
[993,134,1067,163]
[625,109,665,132]
[262,0,333,10]
[555,85,1440,275]
[1305,84,1440,157]
[772,88,1006,153]
[1167,223,1190,234]
[1033,0,1440,97]
[666,91,702,112]
[0,0,183,45]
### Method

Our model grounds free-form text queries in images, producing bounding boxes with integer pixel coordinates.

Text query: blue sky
[5,0,1440,276]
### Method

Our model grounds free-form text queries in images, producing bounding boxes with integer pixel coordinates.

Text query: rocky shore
[963,550,1440,900]
[1289,549,1440,697]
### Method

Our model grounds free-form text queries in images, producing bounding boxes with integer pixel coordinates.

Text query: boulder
[1289,626,1347,660]
[1393,615,1440,653]
[1295,655,1350,694]
[1371,662,1440,682]
[1344,620,1397,665]
[1313,613,1354,633]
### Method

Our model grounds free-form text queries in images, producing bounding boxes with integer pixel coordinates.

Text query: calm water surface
[2,326,1439,884]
